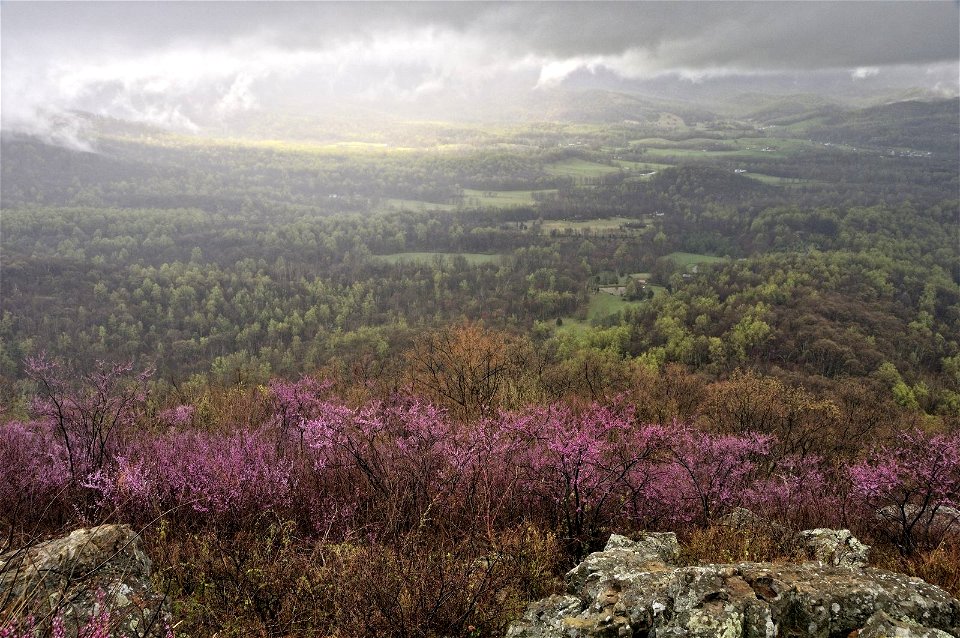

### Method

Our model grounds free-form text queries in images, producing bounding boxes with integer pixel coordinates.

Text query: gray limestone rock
[858,610,955,638]
[506,531,959,638]
[0,524,171,637]
[798,527,871,568]
[566,532,679,599]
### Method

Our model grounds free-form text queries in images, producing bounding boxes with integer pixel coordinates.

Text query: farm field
[633,136,851,160]
[629,137,735,149]
[544,157,623,178]
[554,293,638,335]
[462,188,556,207]
[666,251,729,268]
[587,291,636,320]
[555,287,662,336]
[613,159,673,171]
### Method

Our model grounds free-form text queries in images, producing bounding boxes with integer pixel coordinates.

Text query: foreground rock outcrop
[508,532,960,638]
[0,524,171,637]
[796,527,871,568]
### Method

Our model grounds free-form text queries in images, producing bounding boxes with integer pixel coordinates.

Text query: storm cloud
[3,1,958,142]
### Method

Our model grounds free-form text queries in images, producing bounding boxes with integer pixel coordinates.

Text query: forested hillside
[2,96,959,636]
[3,105,957,412]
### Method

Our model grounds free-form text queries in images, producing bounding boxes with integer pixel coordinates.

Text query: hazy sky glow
[2,1,958,143]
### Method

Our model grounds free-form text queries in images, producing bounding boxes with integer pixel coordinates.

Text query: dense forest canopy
[2,99,958,418]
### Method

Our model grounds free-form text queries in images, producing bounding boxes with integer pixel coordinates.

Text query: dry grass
[149,521,564,638]
[869,538,960,598]
[677,523,806,566]
[679,523,960,599]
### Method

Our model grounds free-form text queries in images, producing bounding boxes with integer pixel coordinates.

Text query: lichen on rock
[0,524,171,637]
[798,527,871,568]
[506,529,959,638]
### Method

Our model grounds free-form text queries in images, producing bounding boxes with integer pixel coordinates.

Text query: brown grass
[868,537,960,598]
[677,523,806,566]
[148,520,564,638]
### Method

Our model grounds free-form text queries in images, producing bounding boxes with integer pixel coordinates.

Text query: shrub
[25,354,150,482]
[849,428,960,553]
[662,428,773,526]
[87,428,296,529]
[0,420,71,533]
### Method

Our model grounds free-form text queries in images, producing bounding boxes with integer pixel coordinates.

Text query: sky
[2,1,958,145]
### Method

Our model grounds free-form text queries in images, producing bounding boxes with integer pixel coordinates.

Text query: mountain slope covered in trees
[2,92,958,636]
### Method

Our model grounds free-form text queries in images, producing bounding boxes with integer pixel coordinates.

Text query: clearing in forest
[544,158,623,179]
[461,189,556,207]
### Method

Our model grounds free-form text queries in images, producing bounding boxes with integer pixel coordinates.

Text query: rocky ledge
[507,531,959,638]
[0,524,171,637]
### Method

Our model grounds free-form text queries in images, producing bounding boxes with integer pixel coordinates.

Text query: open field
[555,290,653,335]
[587,291,637,319]
[544,158,623,179]
[629,137,734,149]
[462,188,556,207]
[666,252,728,268]
[633,135,855,160]
[613,160,673,171]
[638,146,745,159]
[639,146,797,160]
[647,284,668,297]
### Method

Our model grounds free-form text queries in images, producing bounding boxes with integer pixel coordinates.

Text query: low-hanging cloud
[2,1,957,146]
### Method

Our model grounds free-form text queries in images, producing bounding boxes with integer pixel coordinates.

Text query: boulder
[0,524,171,637]
[506,531,959,638]
[858,610,955,638]
[719,508,870,568]
[567,533,679,594]
[798,527,871,568]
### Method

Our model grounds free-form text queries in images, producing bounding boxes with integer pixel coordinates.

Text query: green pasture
[544,158,623,179]
[462,189,556,207]
[555,289,657,336]
[780,117,831,133]
[629,137,733,149]
[666,252,728,268]
[613,160,673,172]
[632,136,841,160]
[587,291,636,320]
